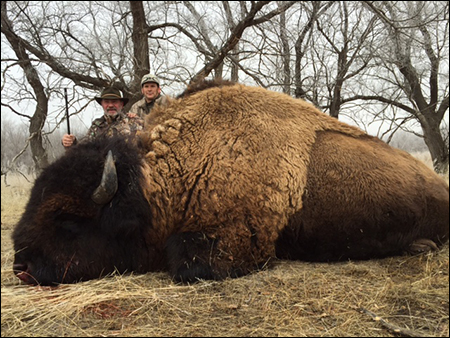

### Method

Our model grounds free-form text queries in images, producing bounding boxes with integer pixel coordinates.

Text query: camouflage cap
[141,74,160,87]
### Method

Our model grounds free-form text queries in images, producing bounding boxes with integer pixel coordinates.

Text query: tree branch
[341,95,416,115]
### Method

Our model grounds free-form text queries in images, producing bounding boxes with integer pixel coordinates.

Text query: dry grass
[2,154,449,337]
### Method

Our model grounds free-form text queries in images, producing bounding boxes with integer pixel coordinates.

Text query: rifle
[64,88,71,135]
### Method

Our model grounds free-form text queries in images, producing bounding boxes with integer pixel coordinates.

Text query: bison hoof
[407,238,439,255]
[165,232,217,283]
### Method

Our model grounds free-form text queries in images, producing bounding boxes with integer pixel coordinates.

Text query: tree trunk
[129,1,150,106]
[421,118,449,174]
[1,1,49,172]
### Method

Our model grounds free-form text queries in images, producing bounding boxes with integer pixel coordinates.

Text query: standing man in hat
[128,74,168,118]
[62,87,144,148]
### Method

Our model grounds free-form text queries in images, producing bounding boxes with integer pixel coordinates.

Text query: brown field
[1,153,449,337]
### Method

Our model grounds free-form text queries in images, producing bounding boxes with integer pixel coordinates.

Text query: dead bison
[12,81,449,285]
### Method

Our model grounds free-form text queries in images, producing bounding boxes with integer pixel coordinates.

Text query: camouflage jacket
[128,95,168,118]
[82,112,144,142]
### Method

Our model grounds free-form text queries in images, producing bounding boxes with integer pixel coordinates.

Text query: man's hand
[62,134,76,148]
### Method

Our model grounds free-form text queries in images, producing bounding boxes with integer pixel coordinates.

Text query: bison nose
[13,263,37,285]
[13,263,28,273]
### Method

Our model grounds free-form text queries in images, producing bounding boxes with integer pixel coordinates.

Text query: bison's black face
[12,137,156,286]
[12,212,138,285]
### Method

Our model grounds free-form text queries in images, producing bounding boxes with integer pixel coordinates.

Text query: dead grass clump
[2,169,449,337]
[2,237,448,336]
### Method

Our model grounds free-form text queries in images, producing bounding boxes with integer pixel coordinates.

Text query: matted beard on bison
[12,136,158,286]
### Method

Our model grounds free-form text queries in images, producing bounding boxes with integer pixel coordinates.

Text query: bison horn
[91,150,118,205]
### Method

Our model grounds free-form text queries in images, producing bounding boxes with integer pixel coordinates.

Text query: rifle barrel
[64,88,71,135]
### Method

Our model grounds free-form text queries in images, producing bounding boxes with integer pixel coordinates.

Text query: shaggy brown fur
[140,81,449,281]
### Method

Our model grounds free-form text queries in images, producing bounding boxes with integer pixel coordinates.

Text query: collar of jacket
[102,111,127,124]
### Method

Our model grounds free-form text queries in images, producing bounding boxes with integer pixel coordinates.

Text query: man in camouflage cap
[128,74,168,118]
[62,87,144,148]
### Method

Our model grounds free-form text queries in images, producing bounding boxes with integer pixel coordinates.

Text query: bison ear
[91,150,118,205]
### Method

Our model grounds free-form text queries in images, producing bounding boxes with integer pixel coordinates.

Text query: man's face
[142,82,161,102]
[101,99,124,117]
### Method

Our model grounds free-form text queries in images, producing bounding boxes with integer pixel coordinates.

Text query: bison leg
[165,232,218,283]
[165,227,273,282]
[406,238,439,255]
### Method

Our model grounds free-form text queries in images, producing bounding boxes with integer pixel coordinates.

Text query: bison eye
[60,220,82,234]
[56,214,88,235]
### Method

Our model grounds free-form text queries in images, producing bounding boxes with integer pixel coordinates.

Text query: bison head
[12,137,160,285]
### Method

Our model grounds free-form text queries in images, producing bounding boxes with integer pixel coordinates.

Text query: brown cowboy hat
[95,87,129,105]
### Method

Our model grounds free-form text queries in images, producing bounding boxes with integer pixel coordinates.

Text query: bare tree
[262,1,448,173]
[355,1,449,173]
[315,2,379,118]
[293,2,333,101]
[188,1,297,83]
[1,1,155,171]
[222,1,249,82]
[1,1,448,174]
[130,1,150,98]
[1,1,49,171]
[1,118,33,176]
[1,1,298,173]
